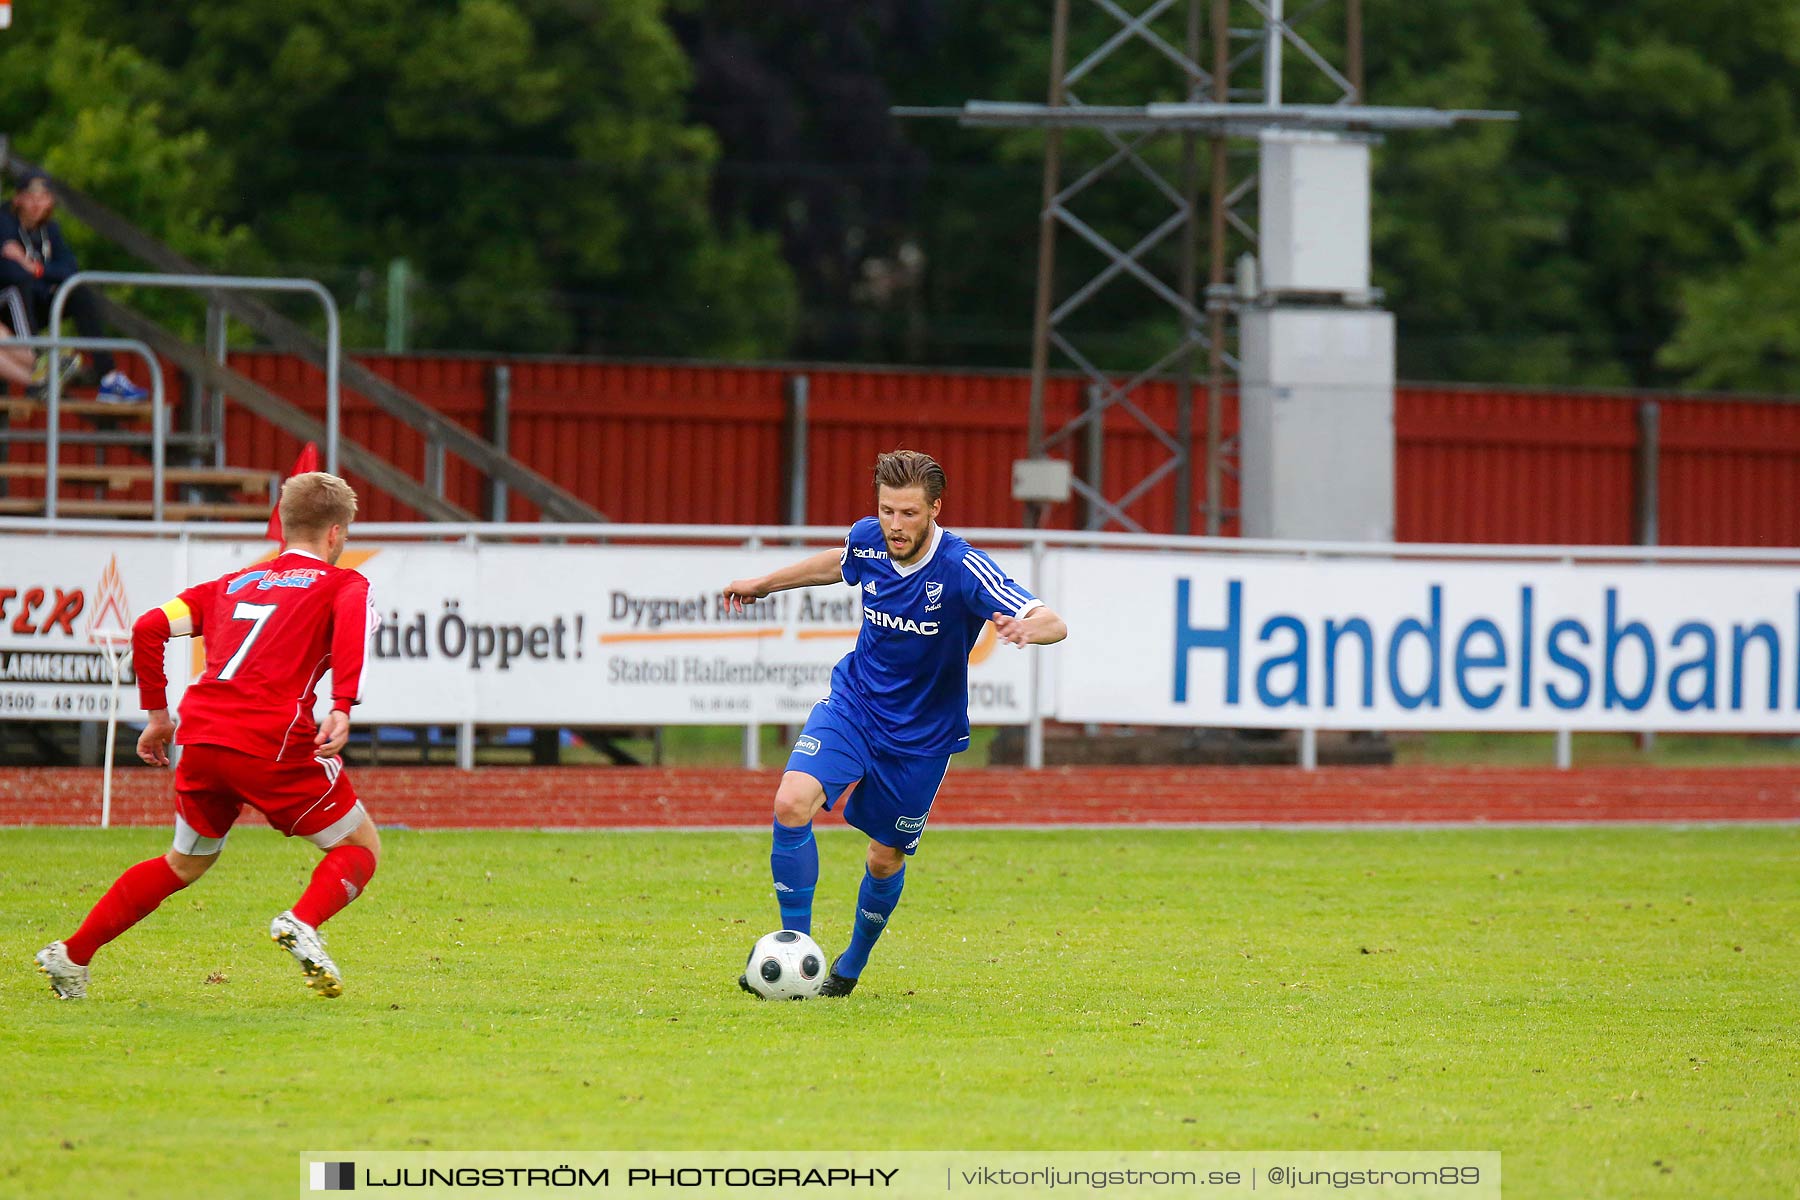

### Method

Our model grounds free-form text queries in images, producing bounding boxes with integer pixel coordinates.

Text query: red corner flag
[265,442,322,542]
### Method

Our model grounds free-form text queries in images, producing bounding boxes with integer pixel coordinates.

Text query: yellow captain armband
[160,598,194,637]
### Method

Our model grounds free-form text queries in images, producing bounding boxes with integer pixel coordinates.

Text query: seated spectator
[0,171,147,403]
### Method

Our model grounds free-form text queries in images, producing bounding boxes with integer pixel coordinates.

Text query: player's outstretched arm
[723,549,844,612]
[992,605,1068,648]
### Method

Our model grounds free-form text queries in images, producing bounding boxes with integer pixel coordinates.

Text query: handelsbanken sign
[1054,554,1800,732]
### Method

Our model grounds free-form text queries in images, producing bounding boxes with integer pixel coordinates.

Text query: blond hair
[873,449,945,504]
[278,472,358,540]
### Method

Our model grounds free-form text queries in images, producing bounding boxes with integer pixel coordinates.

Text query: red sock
[291,845,376,929]
[64,856,187,966]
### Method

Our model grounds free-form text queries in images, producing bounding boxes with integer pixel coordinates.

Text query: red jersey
[133,549,374,761]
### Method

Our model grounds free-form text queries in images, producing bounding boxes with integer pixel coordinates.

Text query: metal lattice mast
[898,1,1505,534]
[1025,0,1222,534]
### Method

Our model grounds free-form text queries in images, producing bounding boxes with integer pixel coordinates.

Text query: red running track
[2,765,1797,829]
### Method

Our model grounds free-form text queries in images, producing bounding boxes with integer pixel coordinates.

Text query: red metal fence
[223,355,1232,531]
[13,351,1800,546]
[1396,385,1643,545]
[1397,383,1800,547]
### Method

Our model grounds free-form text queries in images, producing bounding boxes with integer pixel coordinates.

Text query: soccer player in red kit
[35,472,380,1000]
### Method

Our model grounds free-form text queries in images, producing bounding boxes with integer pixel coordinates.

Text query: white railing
[48,272,341,505]
[11,517,1800,562]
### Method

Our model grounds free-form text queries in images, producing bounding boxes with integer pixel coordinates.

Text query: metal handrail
[48,272,340,503]
[5,334,167,520]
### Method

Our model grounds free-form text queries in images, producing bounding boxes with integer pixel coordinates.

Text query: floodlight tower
[899,1,1511,536]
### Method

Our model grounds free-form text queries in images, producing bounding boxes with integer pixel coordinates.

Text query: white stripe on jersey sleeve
[963,551,1037,617]
[964,552,1030,610]
[965,549,1032,606]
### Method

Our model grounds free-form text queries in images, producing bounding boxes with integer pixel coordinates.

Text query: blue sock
[769,820,818,934]
[835,866,904,979]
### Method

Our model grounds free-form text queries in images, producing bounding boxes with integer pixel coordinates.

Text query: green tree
[671,0,940,362]
[1659,212,1800,391]
[2,0,796,357]
[10,0,1800,387]
[1372,0,1800,386]
[0,6,252,334]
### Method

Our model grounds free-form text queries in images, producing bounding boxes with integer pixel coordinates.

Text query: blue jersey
[830,517,1040,756]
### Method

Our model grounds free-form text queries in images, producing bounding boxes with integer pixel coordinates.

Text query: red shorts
[173,743,364,853]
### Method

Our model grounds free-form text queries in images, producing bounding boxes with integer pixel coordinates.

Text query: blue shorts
[784,698,951,855]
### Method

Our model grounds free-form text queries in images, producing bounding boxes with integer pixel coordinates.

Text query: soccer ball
[743,929,827,1000]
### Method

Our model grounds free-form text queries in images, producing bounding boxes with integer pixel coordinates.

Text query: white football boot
[269,911,343,998]
[35,941,90,1000]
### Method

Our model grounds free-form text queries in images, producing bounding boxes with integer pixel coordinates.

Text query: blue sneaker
[96,371,149,404]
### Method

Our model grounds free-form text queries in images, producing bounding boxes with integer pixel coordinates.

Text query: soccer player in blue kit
[723,450,1067,996]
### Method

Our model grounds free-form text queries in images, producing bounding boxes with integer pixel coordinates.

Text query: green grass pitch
[3,824,1795,1199]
